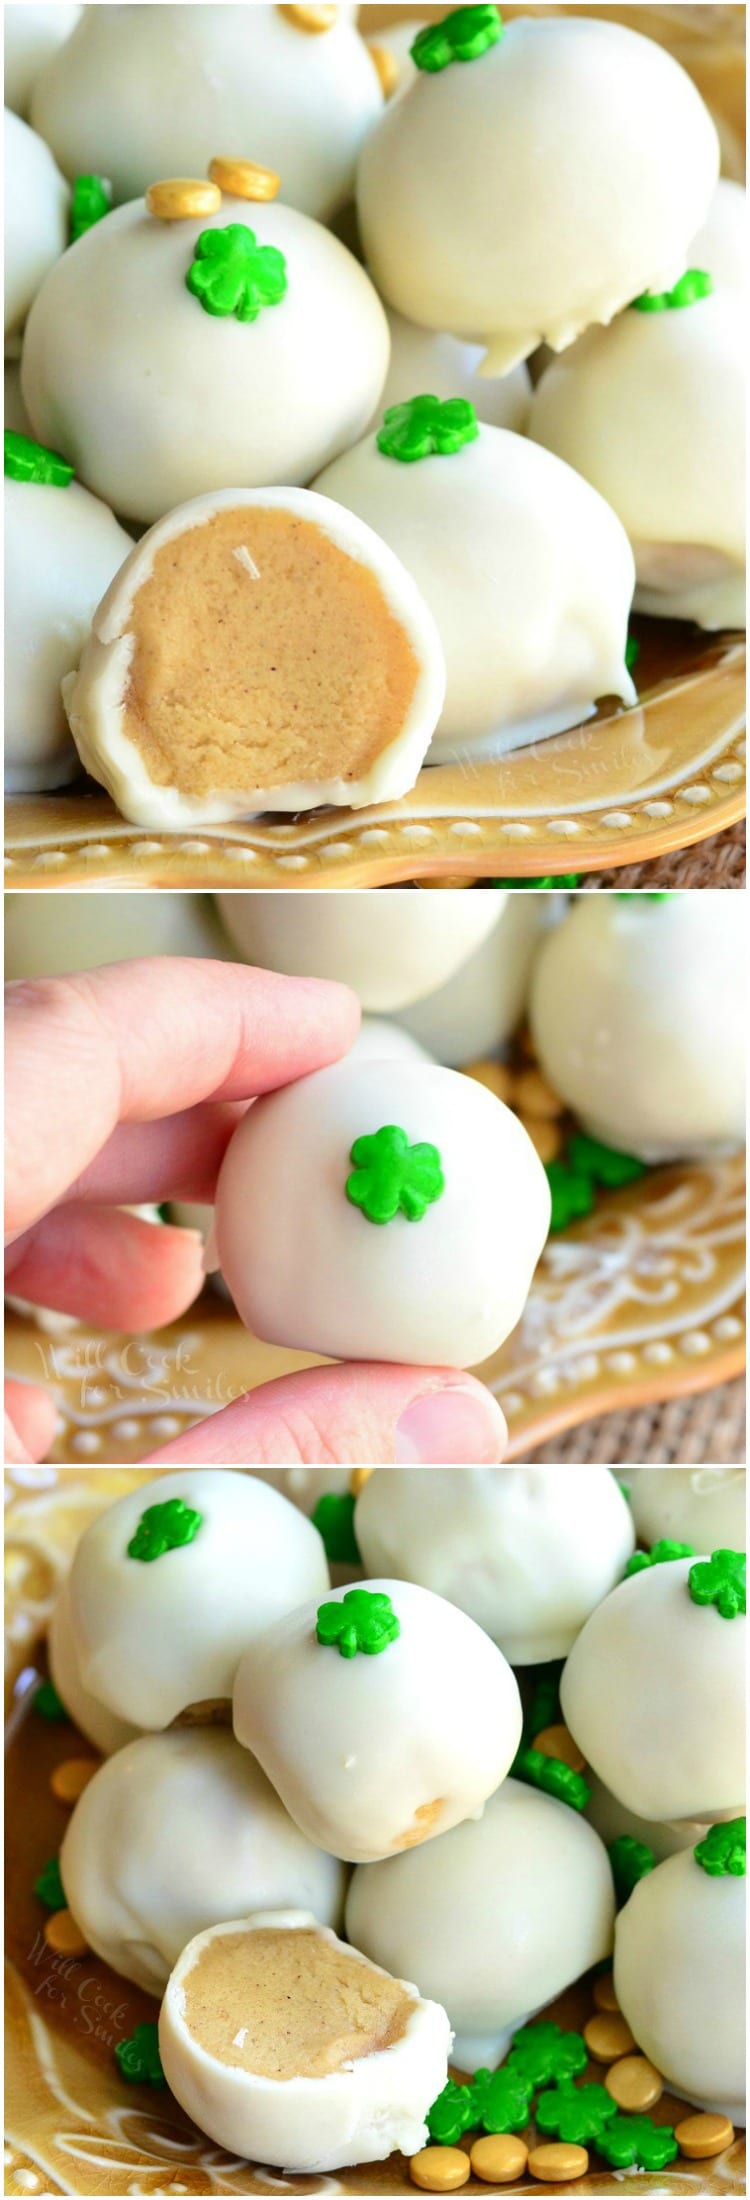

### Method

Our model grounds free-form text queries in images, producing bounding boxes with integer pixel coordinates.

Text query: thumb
[144,1362,507,1467]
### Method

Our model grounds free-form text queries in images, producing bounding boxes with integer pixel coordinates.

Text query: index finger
[5,956,360,1240]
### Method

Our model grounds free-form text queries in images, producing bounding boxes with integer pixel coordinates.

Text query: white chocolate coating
[4,5,80,117]
[585,1771,707,1865]
[350,1019,433,1065]
[689,179,746,294]
[4,476,132,794]
[216,889,500,1011]
[365,19,423,103]
[366,307,530,436]
[4,108,69,349]
[248,1468,352,1516]
[355,1469,635,1665]
[394,896,544,1066]
[4,891,222,979]
[22,195,390,524]
[31,5,382,222]
[529,892,746,1163]
[68,1469,329,1730]
[213,1056,550,1368]
[48,1575,141,1758]
[357,15,718,373]
[159,1910,452,2173]
[627,1468,746,1557]
[561,1557,746,1826]
[314,424,636,761]
[233,1576,522,1862]
[347,1778,615,2072]
[60,1731,346,1994]
[529,292,745,630]
[4,359,32,435]
[62,486,445,828]
[614,1848,746,2121]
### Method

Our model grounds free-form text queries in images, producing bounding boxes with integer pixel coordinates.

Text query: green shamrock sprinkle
[511,1744,589,1813]
[428,2079,478,2146]
[536,2081,617,2147]
[412,4,503,72]
[34,1856,65,1911]
[688,1548,745,1620]
[694,1818,746,1878]
[608,1835,656,1905]
[525,1664,563,1743]
[70,173,112,245]
[625,1537,694,1577]
[127,1497,203,1563]
[316,1587,400,1659]
[545,1159,596,1234]
[377,394,479,464]
[115,2021,166,2088]
[471,2066,533,2135]
[346,1124,444,1225]
[34,1679,67,1721]
[632,268,713,313]
[597,2115,678,2171]
[506,2022,588,2092]
[312,1492,361,1567]
[490,875,582,890]
[567,1134,645,1190]
[186,224,287,322]
[625,634,640,673]
[5,430,73,486]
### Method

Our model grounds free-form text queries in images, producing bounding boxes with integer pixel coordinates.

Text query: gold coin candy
[146,178,222,221]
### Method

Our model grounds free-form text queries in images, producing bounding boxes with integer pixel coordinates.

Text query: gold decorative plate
[5,1153,745,1463]
[5,1469,747,2197]
[5,1,745,890]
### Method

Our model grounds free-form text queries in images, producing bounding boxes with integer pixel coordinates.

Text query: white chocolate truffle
[233,1577,522,1862]
[357,14,718,375]
[159,1909,452,2173]
[48,1575,140,1759]
[367,307,530,436]
[4,891,222,979]
[4,109,69,350]
[63,487,444,829]
[4,5,80,118]
[213,1056,550,1368]
[68,1469,329,1731]
[355,1469,635,1665]
[315,422,636,761]
[614,1845,746,2121]
[529,892,746,1163]
[529,290,745,629]
[350,1019,433,1066]
[627,1469,746,1557]
[585,1771,706,1864]
[347,1778,615,2072]
[5,473,132,794]
[560,1556,746,1826]
[395,896,544,1066]
[60,1730,346,1993]
[4,360,31,435]
[689,179,746,296]
[22,195,390,525]
[216,889,500,1012]
[31,5,382,223]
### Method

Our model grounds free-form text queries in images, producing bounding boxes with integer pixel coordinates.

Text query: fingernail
[395,1383,506,1465]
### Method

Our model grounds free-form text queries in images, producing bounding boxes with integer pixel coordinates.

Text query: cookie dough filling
[63,488,445,827]
[182,1923,412,2077]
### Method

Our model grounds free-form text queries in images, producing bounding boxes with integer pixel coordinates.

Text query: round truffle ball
[585,1770,707,1863]
[350,1020,433,1066]
[4,108,69,347]
[22,195,390,524]
[4,890,221,978]
[233,1577,522,1862]
[216,890,500,1012]
[355,1468,635,1664]
[68,1468,329,1730]
[529,289,745,630]
[560,1555,746,1825]
[48,1575,140,1758]
[346,1778,615,2071]
[60,1729,346,1992]
[367,306,530,436]
[30,4,382,220]
[4,5,81,117]
[529,893,746,1162]
[394,897,544,1067]
[626,1469,746,1559]
[357,14,718,373]
[213,1056,551,1367]
[315,421,636,761]
[614,1843,745,2120]
[5,473,132,793]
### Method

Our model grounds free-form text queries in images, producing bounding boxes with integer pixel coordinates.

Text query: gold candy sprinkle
[605,2054,663,2112]
[278,3,338,31]
[520,1114,563,1164]
[533,1723,586,1773]
[527,2143,589,2184]
[470,2133,529,2183]
[410,2148,470,2192]
[583,2011,636,2063]
[514,1067,563,1120]
[209,157,280,203]
[592,1971,620,2012]
[146,178,222,221]
[44,1909,88,1957]
[368,41,399,97]
[464,1059,516,1103]
[50,1757,99,1805]
[350,1468,372,1495]
[675,2113,735,2159]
